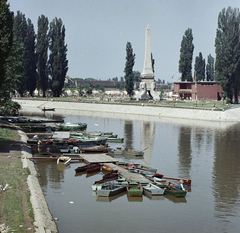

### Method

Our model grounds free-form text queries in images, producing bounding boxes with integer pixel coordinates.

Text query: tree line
[0,1,68,114]
[179,7,240,103]
[124,7,240,103]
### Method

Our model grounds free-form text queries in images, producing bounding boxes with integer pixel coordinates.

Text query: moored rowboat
[57,156,71,166]
[127,182,143,197]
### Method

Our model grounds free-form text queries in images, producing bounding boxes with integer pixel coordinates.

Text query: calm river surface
[30,111,240,233]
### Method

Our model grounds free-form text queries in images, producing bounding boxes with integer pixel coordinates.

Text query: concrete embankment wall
[19,129,58,233]
[15,99,240,122]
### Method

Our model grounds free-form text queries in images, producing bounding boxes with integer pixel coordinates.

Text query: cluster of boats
[3,115,191,200]
[74,162,191,198]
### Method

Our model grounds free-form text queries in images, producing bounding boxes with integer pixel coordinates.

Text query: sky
[7,0,240,83]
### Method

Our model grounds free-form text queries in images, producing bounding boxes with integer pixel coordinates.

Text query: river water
[29,111,240,233]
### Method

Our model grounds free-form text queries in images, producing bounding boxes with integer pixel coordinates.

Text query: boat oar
[142,147,149,151]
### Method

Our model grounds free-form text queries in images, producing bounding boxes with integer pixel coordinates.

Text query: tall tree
[124,42,135,96]
[179,28,194,81]
[26,19,37,96]
[206,54,215,81]
[215,7,240,103]
[36,15,49,97]
[0,0,13,89]
[0,0,20,114]
[133,71,141,82]
[13,11,28,96]
[194,52,205,81]
[48,17,68,97]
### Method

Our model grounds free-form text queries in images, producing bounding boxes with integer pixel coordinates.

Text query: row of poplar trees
[179,7,240,103]
[9,10,68,98]
[179,28,215,83]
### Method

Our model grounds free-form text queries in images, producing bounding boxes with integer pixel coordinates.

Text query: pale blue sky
[8,0,240,82]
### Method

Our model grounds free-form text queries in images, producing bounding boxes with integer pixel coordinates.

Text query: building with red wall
[173,81,223,100]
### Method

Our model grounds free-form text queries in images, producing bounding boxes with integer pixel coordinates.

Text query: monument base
[136,81,160,101]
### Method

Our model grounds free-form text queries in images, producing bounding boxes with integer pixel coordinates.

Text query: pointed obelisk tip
[146,25,150,29]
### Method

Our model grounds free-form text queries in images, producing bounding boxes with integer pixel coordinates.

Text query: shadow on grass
[0,123,29,153]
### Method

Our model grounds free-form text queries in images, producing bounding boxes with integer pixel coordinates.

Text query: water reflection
[124,120,133,149]
[212,123,240,224]
[95,191,127,202]
[178,126,192,178]
[37,163,65,193]
[20,110,240,232]
[140,121,156,166]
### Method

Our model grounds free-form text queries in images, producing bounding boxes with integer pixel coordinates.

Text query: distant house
[64,77,75,87]
[173,81,223,100]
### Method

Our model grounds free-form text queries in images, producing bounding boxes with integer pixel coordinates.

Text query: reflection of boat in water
[127,195,143,202]
[164,195,187,203]
[144,193,165,201]
[86,170,101,178]
[96,184,126,197]
[57,162,71,171]
[96,190,127,202]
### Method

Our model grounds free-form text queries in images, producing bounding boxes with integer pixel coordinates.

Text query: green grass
[0,123,19,149]
[17,95,231,110]
[0,161,34,232]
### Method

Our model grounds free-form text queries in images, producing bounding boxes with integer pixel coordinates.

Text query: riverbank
[14,99,240,122]
[0,122,58,233]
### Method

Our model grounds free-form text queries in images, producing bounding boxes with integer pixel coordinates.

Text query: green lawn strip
[17,96,229,110]
[0,162,34,233]
[0,123,19,149]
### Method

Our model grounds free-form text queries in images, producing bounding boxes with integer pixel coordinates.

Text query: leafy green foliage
[0,0,13,89]
[94,84,105,92]
[48,18,68,97]
[0,1,21,115]
[133,71,141,82]
[179,28,194,81]
[194,52,205,81]
[25,19,37,96]
[12,11,28,96]
[124,42,135,96]
[215,7,240,103]
[36,15,49,97]
[206,54,215,81]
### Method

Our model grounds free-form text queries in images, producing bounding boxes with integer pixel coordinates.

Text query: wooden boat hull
[142,183,165,195]
[162,176,191,186]
[102,164,113,172]
[127,183,143,197]
[57,156,71,166]
[164,189,187,197]
[117,147,144,156]
[86,165,101,173]
[129,168,156,175]
[42,108,55,111]
[106,138,124,143]
[129,163,157,173]
[75,163,98,172]
[97,185,126,197]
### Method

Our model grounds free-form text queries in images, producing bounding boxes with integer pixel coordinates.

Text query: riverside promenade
[15,99,240,122]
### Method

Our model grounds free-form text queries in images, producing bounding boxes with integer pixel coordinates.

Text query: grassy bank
[15,96,231,110]
[0,123,34,232]
[0,163,34,232]
[0,123,19,149]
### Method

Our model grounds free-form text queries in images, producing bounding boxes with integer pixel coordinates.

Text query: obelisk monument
[137,25,160,100]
